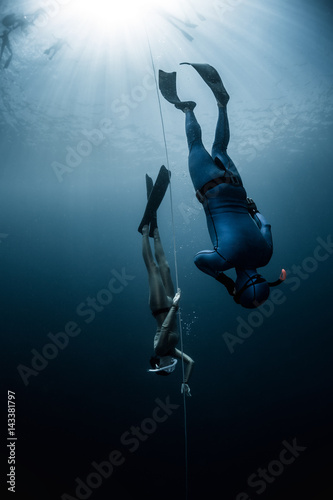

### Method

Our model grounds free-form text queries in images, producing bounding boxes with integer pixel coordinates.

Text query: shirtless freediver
[138,166,194,395]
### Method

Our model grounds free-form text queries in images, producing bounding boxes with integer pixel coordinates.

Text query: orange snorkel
[268,269,287,287]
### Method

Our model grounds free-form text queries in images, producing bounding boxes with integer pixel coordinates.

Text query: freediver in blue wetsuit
[159,63,286,309]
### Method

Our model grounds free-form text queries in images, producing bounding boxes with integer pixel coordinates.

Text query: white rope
[145,26,189,500]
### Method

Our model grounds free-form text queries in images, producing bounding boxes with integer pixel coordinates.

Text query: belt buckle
[196,189,205,204]
[231,175,240,186]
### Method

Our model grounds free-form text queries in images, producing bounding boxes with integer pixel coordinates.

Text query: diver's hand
[181,383,191,397]
[173,288,181,307]
[246,197,259,216]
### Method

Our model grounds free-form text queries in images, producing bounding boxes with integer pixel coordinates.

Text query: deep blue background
[1,0,333,499]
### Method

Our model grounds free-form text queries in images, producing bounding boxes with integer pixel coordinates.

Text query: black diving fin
[145,173,157,237]
[138,165,171,237]
[158,70,196,111]
[180,62,229,106]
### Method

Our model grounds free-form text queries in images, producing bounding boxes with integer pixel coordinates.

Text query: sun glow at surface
[69,0,180,32]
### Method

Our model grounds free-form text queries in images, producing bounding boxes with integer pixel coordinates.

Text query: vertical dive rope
[145,26,189,500]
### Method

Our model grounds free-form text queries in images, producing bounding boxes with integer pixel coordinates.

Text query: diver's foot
[149,213,158,238]
[217,94,229,107]
[215,86,229,107]
[210,82,229,107]
[174,101,196,112]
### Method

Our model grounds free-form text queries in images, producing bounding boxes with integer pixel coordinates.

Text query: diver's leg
[211,104,242,180]
[6,42,12,57]
[153,229,175,298]
[212,104,230,157]
[142,226,169,311]
[185,108,203,150]
[4,54,12,68]
[185,109,222,191]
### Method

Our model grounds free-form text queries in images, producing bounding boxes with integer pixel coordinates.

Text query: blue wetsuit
[184,105,273,290]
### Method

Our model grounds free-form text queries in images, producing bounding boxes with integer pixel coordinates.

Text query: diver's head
[234,273,270,309]
[148,355,177,376]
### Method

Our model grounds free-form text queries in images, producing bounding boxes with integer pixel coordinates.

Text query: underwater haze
[1,0,333,499]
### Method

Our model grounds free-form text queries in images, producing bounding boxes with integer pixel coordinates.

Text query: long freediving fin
[145,174,157,237]
[180,62,229,106]
[146,173,154,198]
[158,70,180,104]
[138,165,171,237]
[158,70,196,111]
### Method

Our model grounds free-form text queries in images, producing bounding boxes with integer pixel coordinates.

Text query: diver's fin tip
[139,166,170,234]
[159,69,176,76]
[146,174,154,200]
[186,63,230,105]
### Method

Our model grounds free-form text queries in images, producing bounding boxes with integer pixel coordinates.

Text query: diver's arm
[154,304,179,356]
[247,198,273,249]
[254,212,273,249]
[195,252,234,294]
[216,272,236,295]
[174,349,195,397]
[194,250,230,278]
[174,349,195,384]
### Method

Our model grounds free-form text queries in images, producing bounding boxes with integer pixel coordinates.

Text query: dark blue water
[1,0,333,499]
